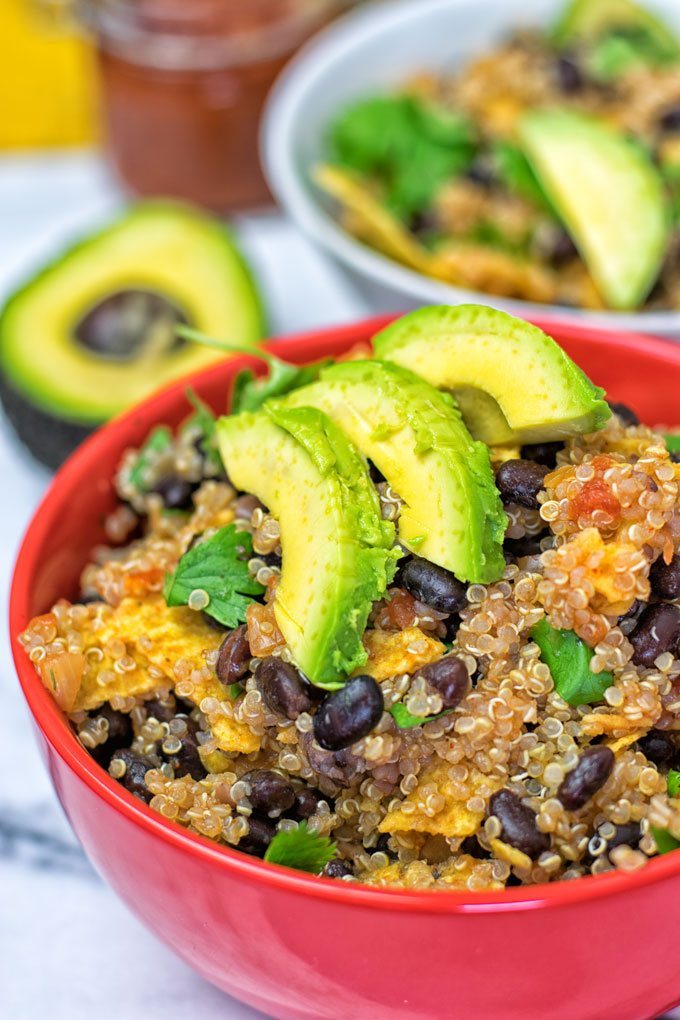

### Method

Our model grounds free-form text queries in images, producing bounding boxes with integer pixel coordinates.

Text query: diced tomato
[569,478,621,522]
[39,651,85,711]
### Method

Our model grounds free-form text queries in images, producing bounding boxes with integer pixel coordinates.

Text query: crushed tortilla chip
[489,837,532,871]
[605,730,646,754]
[362,855,503,890]
[379,760,501,838]
[582,712,646,738]
[361,627,445,681]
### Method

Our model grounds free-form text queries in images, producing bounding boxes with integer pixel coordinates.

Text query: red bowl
[10,315,680,1020]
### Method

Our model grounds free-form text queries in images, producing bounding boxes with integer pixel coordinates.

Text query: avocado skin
[0,372,91,469]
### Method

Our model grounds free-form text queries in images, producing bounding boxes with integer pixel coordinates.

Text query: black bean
[636,728,677,766]
[262,551,282,568]
[234,494,264,520]
[630,603,680,667]
[416,656,470,709]
[466,158,496,187]
[293,787,326,820]
[241,769,296,817]
[443,614,461,643]
[555,54,583,92]
[239,816,276,856]
[256,657,312,719]
[660,105,680,132]
[607,822,641,854]
[91,705,133,765]
[520,441,563,468]
[144,694,176,723]
[504,534,545,560]
[373,833,397,859]
[608,402,640,427]
[163,716,206,781]
[488,789,550,859]
[409,209,439,237]
[495,459,549,509]
[302,733,364,787]
[672,451,680,465]
[216,626,251,687]
[313,675,384,751]
[459,835,487,860]
[557,746,614,810]
[400,555,468,614]
[650,554,680,601]
[546,229,578,267]
[152,475,195,510]
[110,749,155,803]
[323,859,353,878]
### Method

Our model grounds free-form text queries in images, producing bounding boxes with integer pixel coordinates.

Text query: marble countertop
[1,153,677,1020]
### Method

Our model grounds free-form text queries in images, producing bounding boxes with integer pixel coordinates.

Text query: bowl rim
[11,313,680,916]
[261,0,680,335]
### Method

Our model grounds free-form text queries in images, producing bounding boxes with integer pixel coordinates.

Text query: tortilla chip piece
[582,712,652,738]
[605,730,646,754]
[362,855,503,890]
[379,760,501,838]
[189,672,261,754]
[361,627,445,681]
[489,838,532,871]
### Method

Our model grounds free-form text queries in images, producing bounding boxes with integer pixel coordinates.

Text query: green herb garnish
[652,825,680,854]
[668,770,680,798]
[389,703,451,729]
[177,325,330,413]
[182,387,222,474]
[532,617,614,706]
[49,668,57,692]
[264,822,337,874]
[664,433,680,453]
[129,425,173,491]
[492,139,555,215]
[227,682,244,700]
[330,94,475,221]
[163,524,265,627]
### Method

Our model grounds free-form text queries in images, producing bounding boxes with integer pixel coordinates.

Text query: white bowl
[262,0,680,336]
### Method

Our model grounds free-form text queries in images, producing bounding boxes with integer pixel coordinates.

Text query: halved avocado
[0,201,264,468]
[373,304,610,445]
[553,0,680,62]
[518,110,669,310]
[216,405,399,687]
[282,359,506,584]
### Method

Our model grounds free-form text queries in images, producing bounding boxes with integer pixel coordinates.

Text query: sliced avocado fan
[0,201,264,468]
[216,404,399,688]
[518,110,669,310]
[553,0,680,63]
[282,359,506,584]
[373,304,610,445]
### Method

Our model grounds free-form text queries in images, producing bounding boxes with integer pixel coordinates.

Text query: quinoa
[19,406,680,891]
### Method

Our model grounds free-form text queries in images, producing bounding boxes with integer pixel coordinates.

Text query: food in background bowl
[316,0,680,314]
[0,201,265,469]
[19,304,680,890]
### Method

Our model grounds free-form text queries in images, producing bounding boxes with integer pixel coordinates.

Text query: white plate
[262,0,680,337]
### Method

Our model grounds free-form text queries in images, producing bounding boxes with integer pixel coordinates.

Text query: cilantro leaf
[176,325,330,414]
[163,524,265,627]
[651,825,680,854]
[264,822,337,874]
[668,770,680,798]
[664,433,680,453]
[532,618,613,706]
[492,140,555,215]
[129,426,173,491]
[390,703,452,729]
[330,94,475,221]
[182,388,222,474]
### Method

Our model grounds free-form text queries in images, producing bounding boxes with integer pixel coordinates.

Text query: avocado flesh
[282,359,506,584]
[553,0,680,60]
[373,304,610,447]
[216,405,398,688]
[0,201,264,425]
[518,111,669,310]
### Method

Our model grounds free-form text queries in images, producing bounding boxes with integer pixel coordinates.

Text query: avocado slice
[373,304,610,446]
[282,359,506,584]
[518,110,669,310]
[216,404,399,687]
[0,201,264,468]
[553,0,680,63]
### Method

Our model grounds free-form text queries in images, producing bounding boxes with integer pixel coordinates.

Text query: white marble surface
[0,152,678,1020]
[0,152,367,1020]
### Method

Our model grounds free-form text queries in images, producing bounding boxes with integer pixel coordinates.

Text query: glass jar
[82,0,343,211]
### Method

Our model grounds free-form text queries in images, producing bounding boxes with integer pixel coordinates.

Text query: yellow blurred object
[0,0,98,148]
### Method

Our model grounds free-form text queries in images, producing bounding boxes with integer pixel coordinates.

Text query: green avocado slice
[0,201,264,465]
[373,304,610,446]
[553,0,680,63]
[282,359,506,584]
[216,405,399,688]
[518,110,669,310]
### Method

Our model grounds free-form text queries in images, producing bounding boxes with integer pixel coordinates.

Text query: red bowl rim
[10,312,680,916]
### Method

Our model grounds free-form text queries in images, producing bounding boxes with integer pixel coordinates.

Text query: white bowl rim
[262,0,680,336]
